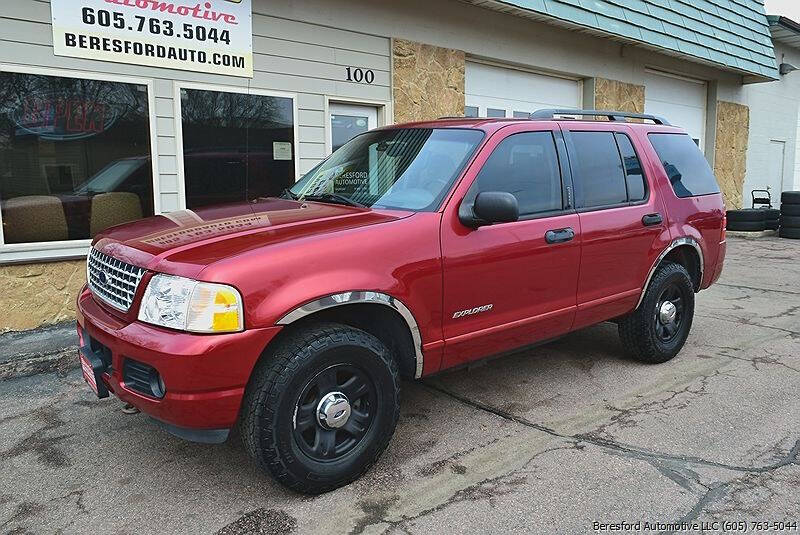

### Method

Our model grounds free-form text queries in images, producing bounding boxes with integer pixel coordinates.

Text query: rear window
[648,133,720,198]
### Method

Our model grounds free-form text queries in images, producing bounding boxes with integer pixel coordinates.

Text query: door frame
[323,96,389,155]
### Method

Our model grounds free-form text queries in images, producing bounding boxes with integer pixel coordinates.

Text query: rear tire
[726,220,766,232]
[726,209,766,222]
[780,215,800,228]
[761,208,781,220]
[619,262,695,364]
[781,204,800,216]
[241,323,400,494]
[779,227,800,239]
[781,191,800,204]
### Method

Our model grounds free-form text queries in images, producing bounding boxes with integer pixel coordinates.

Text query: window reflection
[180,89,295,209]
[0,72,154,244]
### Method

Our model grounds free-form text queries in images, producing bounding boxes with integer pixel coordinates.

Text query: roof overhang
[461,0,780,83]
[769,16,800,49]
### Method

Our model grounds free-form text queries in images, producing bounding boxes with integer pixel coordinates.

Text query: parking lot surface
[1,236,798,534]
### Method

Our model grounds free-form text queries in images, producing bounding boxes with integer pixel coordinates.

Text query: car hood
[93,198,411,278]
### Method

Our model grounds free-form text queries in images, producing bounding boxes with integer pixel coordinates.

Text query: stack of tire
[726,208,779,232]
[780,191,800,239]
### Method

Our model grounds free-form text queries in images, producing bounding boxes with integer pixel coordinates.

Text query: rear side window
[648,133,720,198]
[615,133,646,202]
[467,131,563,216]
[570,132,627,208]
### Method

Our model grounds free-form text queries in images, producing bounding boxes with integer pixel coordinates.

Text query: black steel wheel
[241,323,400,494]
[653,283,686,343]
[292,364,376,462]
[619,262,695,363]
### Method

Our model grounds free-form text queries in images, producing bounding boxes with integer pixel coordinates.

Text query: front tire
[241,323,400,494]
[619,262,695,363]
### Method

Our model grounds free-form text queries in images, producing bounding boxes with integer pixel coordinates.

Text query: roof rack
[529,109,671,126]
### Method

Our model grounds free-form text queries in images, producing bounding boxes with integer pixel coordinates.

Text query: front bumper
[76,286,282,439]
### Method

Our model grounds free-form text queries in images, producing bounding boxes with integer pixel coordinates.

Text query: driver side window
[465,131,563,216]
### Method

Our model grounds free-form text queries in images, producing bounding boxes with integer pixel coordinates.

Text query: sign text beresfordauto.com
[51,0,253,77]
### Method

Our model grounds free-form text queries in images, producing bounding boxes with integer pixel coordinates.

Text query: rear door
[440,123,580,367]
[563,124,670,329]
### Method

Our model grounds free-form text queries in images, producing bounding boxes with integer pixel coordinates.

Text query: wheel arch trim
[636,237,704,309]
[276,291,424,378]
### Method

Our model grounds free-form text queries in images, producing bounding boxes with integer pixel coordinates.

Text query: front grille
[87,248,146,312]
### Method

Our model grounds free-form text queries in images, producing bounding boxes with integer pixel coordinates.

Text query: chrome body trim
[636,237,704,309]
[276,291,425,379]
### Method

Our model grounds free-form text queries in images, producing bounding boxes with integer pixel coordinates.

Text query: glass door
[329,103,378,154]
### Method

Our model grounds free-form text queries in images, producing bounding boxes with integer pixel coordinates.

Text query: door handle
[642,213,663,226]
[545,227,575,244]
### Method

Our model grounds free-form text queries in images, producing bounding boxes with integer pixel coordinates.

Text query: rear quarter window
[648,133,720,198]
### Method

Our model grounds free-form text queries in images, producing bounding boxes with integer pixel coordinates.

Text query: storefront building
[0,0,780,331]
[742,15,800,207]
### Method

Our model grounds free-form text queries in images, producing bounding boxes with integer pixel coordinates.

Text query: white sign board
[51,0,253,78]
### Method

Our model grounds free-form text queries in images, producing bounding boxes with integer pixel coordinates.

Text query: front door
[441,123,581,368]
[329,103,378,153]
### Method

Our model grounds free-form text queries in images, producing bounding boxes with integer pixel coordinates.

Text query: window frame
[174,82,299,211]
[614,132,650,205]
[463,129,571,222]
[563,129,650,213]
[0,64,160,264]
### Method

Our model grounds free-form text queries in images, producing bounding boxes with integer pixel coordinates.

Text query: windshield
[290,128,484,211]
[75,158,147,194]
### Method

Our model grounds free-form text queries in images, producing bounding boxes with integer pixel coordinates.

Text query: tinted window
[180,89,295,209]
[466,132,562,215]
[570,131,627,208]
[615,133,646,202]
[648,133,719,198]
[0,72,154,244]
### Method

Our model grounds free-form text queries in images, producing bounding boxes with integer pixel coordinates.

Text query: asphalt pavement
[1,235,798,534]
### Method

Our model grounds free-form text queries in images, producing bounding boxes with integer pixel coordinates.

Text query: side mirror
[459,191,519,228]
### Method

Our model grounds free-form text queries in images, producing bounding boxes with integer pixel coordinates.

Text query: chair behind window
[2,195,69,244]
[90,192,143,237]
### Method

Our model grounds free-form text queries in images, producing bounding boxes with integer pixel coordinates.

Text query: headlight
[137,274,243,333]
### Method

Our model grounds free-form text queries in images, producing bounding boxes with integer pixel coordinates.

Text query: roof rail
[530,109,671,126]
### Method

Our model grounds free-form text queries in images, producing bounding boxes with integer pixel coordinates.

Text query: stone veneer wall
[593,78,646,113]
[0,261,86,332]
[392,39,465,123]
[714,101,750,210]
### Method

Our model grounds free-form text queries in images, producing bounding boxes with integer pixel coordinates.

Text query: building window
[0,71,154,246]
[464,106,479,118]
[179,88,295,209]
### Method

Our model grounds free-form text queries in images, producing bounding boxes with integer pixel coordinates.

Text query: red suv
[77,110,726,493]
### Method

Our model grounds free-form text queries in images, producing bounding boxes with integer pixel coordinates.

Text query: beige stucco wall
[714,101,750,210]
[0,261,85,332]
[593,78,646,113]
[392,39,465,123]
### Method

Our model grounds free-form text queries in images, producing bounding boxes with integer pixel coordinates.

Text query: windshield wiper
[301,193,367,209]
[280,188,298,200]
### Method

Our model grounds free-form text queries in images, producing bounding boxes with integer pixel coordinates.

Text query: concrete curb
[0,322,78,380]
